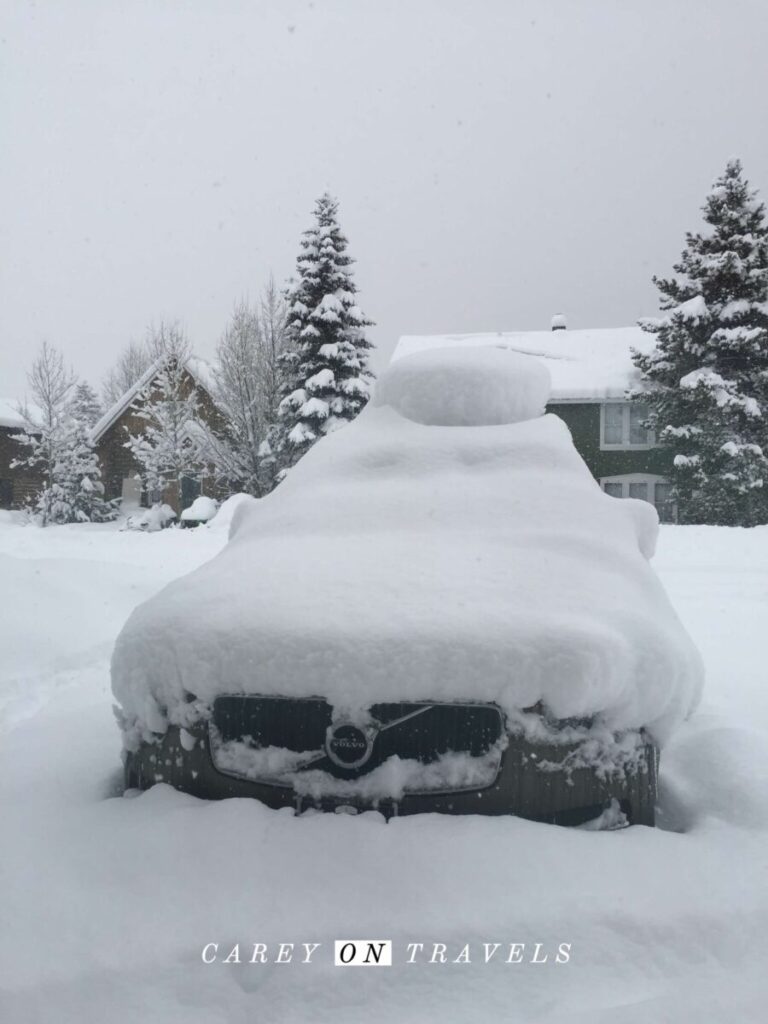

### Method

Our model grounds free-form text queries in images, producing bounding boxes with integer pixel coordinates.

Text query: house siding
[546,402,671,480]
[0,426,44,510]
[95,367,228,513]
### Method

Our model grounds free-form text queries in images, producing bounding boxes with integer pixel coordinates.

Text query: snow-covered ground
[1,514,766,1023]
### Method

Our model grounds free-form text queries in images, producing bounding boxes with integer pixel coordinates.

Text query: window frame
[599,473,676,522]
[600,401,656,451]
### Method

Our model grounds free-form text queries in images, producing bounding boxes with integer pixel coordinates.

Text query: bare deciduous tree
[259,275,290,425]
[203,281,290,496]
[102,340,152,407]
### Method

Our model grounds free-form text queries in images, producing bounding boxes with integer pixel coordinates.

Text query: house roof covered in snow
[393,326,653,401]
[0,398,42,430]
[90,356,216,443]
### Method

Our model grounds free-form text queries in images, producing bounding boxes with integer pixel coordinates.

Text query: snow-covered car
[112,348,703,825]
[179,495,219,528]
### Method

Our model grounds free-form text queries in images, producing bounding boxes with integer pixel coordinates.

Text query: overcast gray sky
[2,0,768,398]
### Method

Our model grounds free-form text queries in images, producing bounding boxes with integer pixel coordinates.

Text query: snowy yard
[1,515,766,1023]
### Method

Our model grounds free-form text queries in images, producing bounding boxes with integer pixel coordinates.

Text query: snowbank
[205,492,258,535]
[112,348,703,748]
[0,515,765,1022]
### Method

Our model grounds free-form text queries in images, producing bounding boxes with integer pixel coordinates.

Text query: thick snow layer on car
[374,346,550,425]
[112,349,702,747]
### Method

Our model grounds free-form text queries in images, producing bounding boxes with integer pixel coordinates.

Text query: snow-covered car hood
[112,348,703,748]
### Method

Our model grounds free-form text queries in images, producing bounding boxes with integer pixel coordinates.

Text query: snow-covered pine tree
[633,159,768,525]
[277,192,375,468]
[12,343,116,524]
[124,323,206,502]
[70,380,103,427]
[49,418,117,523]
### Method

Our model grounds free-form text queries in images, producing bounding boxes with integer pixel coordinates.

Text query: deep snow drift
[112,348,702,750]
[0,517,765,1024]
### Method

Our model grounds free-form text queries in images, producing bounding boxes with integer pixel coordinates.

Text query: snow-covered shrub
[125,504,177,532]
[180,496,218,525]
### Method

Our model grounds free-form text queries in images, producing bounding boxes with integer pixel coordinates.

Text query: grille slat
[213,696,331,751]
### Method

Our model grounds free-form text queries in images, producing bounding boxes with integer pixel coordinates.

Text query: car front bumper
[124,723,658,826]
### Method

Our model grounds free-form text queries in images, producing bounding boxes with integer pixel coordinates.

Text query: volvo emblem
[326,720,375,769]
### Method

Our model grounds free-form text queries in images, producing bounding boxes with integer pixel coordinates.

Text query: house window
[600,402,654,449]
[600,474,676,523]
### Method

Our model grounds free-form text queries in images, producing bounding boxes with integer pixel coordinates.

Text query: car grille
[209,695,504,791]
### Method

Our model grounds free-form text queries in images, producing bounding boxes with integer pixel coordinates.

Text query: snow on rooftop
[90,360,161,442]
[0,398,42,430]
[0,400,24,429]
[90,355,216,443]
[393,326,653,401]
[185,355,215,393]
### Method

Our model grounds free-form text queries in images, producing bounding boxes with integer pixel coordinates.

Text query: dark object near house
[0,408,44,510]
[125,697,658,826]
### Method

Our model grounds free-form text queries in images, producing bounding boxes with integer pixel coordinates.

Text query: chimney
[551,314,567,332]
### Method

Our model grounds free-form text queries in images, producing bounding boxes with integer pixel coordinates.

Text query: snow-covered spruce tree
[48,418,117,523]
[277,193,374,469]
[12,342,116,524]
[70,380,103,427]
[633,159,768,525]
[124,323,206,502]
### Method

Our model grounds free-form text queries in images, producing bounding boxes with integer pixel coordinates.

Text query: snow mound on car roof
[112,349,703,748]
[374,346,550,426]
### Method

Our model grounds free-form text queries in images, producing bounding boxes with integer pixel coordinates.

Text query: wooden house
[0,400,43,510]
[91,356,225,514]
